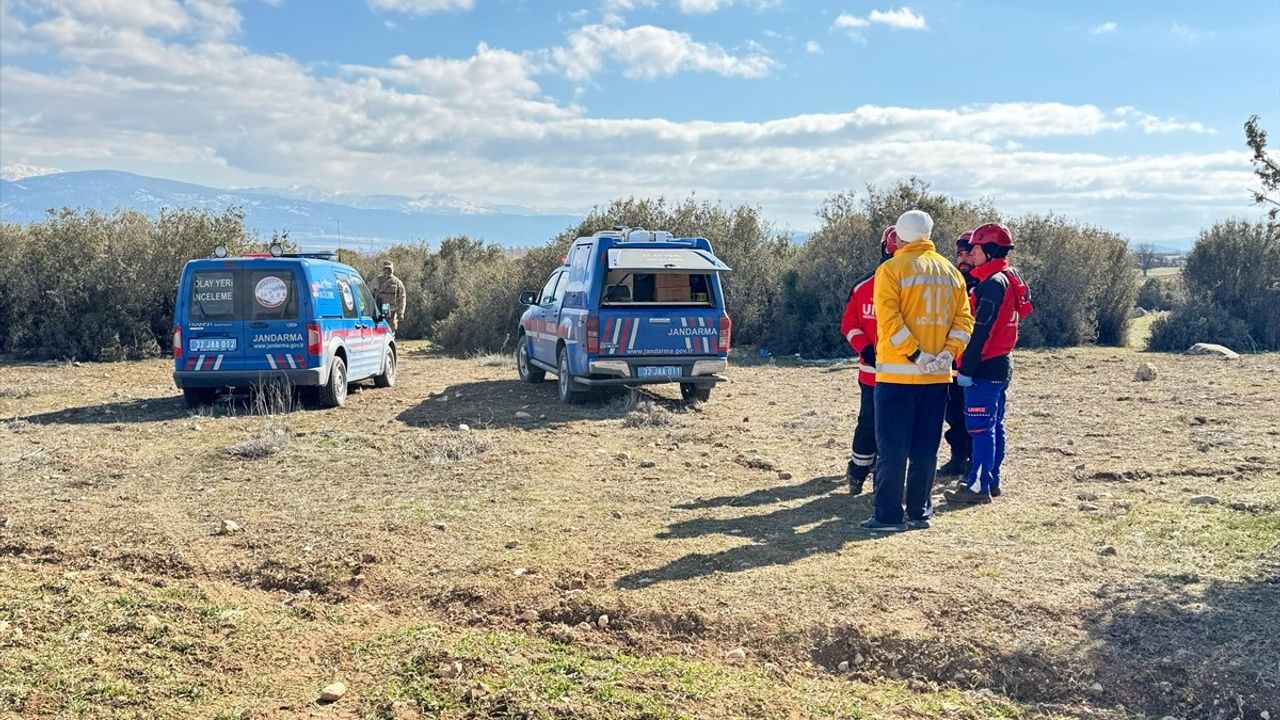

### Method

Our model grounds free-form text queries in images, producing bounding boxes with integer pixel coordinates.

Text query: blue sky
[2,0,1278,241]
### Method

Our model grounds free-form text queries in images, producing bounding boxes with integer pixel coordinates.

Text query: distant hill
[0,170,583,250]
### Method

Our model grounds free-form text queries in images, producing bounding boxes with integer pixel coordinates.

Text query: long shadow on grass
[9,396,192,425]
[397,379,642,430]
[617,477,889,589]
[1085,571,1280,718]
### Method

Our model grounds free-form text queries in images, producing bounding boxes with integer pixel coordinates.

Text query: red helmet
[881,225,898,247]
[971,223,1013,248]
[956,230,974,249]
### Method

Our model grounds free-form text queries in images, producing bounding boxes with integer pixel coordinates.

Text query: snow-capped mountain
[0,170,582,250]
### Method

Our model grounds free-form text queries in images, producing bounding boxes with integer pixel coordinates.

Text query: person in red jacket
[839,225,899,495]
[940,231,978,477]
[944,222,1033,504]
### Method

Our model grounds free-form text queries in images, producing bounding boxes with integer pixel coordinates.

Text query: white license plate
[190,338,237,352]
[637,365,682,378]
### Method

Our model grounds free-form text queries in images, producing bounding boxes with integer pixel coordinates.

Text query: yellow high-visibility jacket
[873,239,975,385]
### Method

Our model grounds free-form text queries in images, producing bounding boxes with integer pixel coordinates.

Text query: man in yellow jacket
[862,209,975,532]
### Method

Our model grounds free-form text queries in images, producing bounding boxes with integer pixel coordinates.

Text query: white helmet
[894,209,933,244]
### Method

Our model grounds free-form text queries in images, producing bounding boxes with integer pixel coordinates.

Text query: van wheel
[516,337,545,383]
[374,349,396,388]
[182,387,216,408]
[680,383,712,404]
[557,348,588,405]
[319,357,348,408]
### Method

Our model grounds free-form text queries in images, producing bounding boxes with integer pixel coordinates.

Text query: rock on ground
[319,682,347,702]
[1186,343,1240,359]
[1134,363,1159,382]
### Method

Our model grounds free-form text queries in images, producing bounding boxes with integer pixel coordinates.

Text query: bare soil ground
[1,345,1277,719]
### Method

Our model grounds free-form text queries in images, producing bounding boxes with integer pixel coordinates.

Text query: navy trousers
[873,382,949,524]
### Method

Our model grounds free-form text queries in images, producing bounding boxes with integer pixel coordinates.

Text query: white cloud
[805,40,821,54]
[867,7,926,30]
[366,0,473,15]
[1,163,63,180]
[1114,107,1216,135]
[834,7,926,35]
[1091,21,1117,34]
[677,0,730,12]
[0,0,1249,238]
[833,14,869,30]
[552,24,775,81]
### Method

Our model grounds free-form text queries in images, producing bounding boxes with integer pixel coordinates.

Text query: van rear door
[242,265,308,375]
[596,246,731,359]
[184,267,246,373]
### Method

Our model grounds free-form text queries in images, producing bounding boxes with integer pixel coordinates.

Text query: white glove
[925,350,954,374]
[913,351,937,373]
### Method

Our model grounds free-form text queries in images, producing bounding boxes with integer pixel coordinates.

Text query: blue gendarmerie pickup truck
[516,227,732,404]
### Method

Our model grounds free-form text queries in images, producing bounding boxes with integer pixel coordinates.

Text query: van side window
[247,270,299,321]
[352,276,377,319]
[335,273,359,319]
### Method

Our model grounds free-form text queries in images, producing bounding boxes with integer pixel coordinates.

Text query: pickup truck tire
[318,357,348,408]
[557,348,588,405]
[680,383,712,404]
[182,387,216,408]
[516,337,545,383]
[374,348,396,388]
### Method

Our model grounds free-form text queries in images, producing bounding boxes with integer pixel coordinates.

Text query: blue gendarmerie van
[516,227,732,404]
[173,245,396,408]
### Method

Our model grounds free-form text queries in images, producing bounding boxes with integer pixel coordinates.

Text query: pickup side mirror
[519,291,537,306]
[380,302,391,316]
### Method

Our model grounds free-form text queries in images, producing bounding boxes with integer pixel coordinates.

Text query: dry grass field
[1,344,1277,719]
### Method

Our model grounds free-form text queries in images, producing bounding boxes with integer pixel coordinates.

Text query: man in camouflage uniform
[373,260,407,333]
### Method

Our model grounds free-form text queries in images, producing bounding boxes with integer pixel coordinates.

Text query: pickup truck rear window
[603,271,714,306]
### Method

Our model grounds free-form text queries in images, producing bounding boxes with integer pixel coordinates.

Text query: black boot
[938,456,970,476]
[846,462,871,496]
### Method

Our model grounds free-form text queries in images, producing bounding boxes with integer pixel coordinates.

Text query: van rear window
[188,269,299,321]
[190,271,237,320]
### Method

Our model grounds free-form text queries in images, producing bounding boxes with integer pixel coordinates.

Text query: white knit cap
[894,209,933,244]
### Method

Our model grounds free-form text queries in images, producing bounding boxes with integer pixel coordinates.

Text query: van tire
[319,357,348,408]
[374,348,396,388]
[557,347,588,405]
[516,336,545,383]
[680,383,712,404]
[182,387,216,408]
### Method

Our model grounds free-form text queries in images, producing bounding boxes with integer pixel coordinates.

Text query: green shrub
[1148,303,1258,352]
[1171,219,1280,351]
[0,208,263,360]
[1136,276,1186,312]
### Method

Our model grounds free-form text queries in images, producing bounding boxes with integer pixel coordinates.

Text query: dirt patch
[2,345,1278,718]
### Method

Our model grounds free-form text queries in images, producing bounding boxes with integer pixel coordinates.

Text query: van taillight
[173,326,182,359]
[718,315,732,353]
[585,316,599,354]
[307,322,322,356]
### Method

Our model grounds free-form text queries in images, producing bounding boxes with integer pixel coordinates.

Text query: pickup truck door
[533,270,565,364]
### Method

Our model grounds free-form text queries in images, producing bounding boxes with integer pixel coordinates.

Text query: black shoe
[990,484,1002,498]
[906,518,931,530]
[860,517,906,532]
[938,456,971,476]
[943,485,992,505]
[845,463,870,497]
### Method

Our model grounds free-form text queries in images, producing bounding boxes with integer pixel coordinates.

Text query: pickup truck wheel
[516,337,545,383]
[319,357,348,408]
[182,387,216,408]
[680,383,712,404]
[374,348,396,388]
[557,348,588,405]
